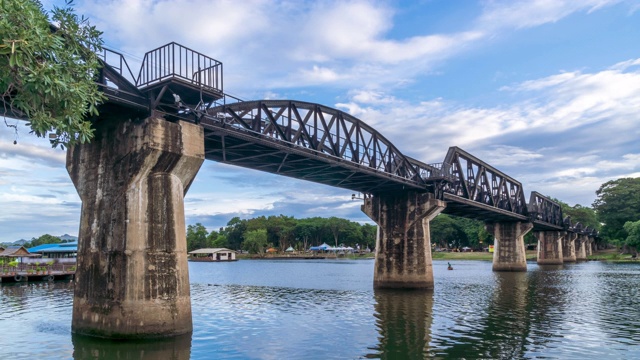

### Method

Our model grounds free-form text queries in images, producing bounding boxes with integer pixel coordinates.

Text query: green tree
[623,220,640,255]
[211,234,228,248]
[593,178,640,242]
[326,216,351,247]
[360,223,377,250]
[1,0,105,147]
[242,229,269,256]
[430,214,467,249]
[26,233,62,247]
[186,223,209,252]
[223,217,247,250]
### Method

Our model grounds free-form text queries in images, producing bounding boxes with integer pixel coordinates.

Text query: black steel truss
[528,191,563,229]
[203,100,430,193]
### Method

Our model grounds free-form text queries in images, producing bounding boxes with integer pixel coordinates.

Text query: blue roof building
[27,242,78,259]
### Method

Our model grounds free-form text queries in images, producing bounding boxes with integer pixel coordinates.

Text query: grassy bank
[588,248,638,262]
[236,249,637,262]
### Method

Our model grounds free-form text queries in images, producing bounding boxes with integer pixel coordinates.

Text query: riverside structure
[2,43,598,339]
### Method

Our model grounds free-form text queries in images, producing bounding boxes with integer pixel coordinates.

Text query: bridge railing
[136,42,223,92]
[98,48,137,86]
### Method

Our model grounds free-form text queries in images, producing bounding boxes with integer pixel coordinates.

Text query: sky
[2,0,640,242]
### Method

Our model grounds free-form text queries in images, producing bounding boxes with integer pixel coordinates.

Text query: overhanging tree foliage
[0,0,104,148]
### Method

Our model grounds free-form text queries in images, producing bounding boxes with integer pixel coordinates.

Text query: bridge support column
[576,235,588,261]
[535,231,564,265]
[486,222,533,272]
[363,192,445,289]
[587,238,594,256]
[562,233,577,263]
[67,117,204,339]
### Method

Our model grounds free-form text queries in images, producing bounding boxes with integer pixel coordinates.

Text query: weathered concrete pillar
[67,117,204,339]
[562,232,577,262]
[535,231,564,265]
[363,192,445,289]
[486,222,533,272]
[575,235,588,261]
[587,238,594,256]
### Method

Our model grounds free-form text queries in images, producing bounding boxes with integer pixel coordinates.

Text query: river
[1,259,639,359]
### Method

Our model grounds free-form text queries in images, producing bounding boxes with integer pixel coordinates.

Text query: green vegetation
[593,177,640,253]
[186,215,377,254]
[1,0,104,148]
[242,229,269,257]
[623,220,640,256]
[430,214,493,250]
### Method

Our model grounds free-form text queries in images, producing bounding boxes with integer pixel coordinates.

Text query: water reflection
[367,290,434,359]
[72,333,192,360]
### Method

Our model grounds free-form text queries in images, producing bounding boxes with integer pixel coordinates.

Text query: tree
[1,0,104,148]
[242,229,269,257]
[623,220,640,256]
[360,223,377,250]
[223,217,247,250]
[593,178,640,242]
[326,216,350,247]
[26,233,62,247]
[211,234,228,248]
[430,214,466,249]
[186,223,209,252]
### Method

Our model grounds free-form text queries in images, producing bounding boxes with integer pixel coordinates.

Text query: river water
[1,259,639,359]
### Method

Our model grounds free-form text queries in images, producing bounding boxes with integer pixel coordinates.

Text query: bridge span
[4,43,597,339]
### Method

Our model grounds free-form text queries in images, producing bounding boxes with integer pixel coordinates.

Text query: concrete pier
[535,231,564,265]
[487,222,533,272]
[363,192,445,289]
[67,117,204,339]
[562,232,577,263]
[575,235,588,261]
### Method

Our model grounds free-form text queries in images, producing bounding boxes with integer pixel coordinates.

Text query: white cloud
[477,0,622,30]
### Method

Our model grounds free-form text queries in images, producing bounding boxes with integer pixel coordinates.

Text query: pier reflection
[434,271,531,358]
[72,333,192,360]
[367,289,434,359]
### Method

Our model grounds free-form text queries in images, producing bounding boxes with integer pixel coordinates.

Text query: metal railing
[98,47,137,85]
[136,42,223,92]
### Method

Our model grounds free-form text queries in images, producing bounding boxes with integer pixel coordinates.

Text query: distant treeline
[187,216,377,254]
[187,214,495,254]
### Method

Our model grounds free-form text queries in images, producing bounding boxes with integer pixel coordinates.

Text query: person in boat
[447,262,453,270]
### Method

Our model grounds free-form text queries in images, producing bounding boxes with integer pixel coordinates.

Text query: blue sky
[2,0,640,242]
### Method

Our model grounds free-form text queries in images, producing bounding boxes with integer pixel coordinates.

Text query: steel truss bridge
[2,43,597,236]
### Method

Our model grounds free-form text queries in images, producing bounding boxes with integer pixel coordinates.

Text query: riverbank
[235,249,637,262]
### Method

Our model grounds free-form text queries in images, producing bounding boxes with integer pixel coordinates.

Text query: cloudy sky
[2,0,640,242]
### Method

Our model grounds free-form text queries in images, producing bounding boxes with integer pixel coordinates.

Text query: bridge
[3,43,597,339]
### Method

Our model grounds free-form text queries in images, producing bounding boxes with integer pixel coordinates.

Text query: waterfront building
[188,248,237,261]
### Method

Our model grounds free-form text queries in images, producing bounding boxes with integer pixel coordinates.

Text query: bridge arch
[203,100,436,194]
